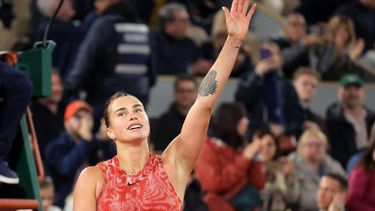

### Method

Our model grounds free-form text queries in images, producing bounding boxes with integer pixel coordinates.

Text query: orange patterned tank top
[96,154,182,211]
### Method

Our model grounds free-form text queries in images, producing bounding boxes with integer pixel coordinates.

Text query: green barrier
[17,115,43,211]
[16,41,55,97]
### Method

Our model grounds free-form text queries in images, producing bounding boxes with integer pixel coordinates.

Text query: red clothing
[347,166,375,211]
[96,154,182,211]
[195,138,266,211]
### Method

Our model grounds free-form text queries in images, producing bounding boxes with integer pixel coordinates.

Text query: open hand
[223,0,257,43]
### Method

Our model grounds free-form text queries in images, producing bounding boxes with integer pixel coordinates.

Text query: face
[40,186,54,211]
[294,74,318,104]
[49,72,63,104]
[165,10,190,39]
[56,0,75,21]
[106,96,150,143]
[174,80,197,110]
[335,24,350,48]
[236,116,249,137]
[65,110,94,138]
[339,85,364,109]
[317,176,343,210]
[258,134,277,162]
[301,135,326,163]
[284,14,306,43]
[372,149,375,161]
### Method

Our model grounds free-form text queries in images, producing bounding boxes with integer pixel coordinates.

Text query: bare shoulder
[75,166,105,198]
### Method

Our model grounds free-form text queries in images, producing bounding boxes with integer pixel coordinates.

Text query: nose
[130,116,138,121]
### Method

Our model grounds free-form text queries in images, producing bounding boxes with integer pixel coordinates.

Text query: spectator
[254,128,299,211]
[39,176,62,211]
[0,60,33,184]
[195,103,266,211]
[31,69,64,161]
[64,0,155,129]
[336,0,375,52]
[288,129,346,211]
[326,74,375,167]
[35,0,83,79]
[45,100,111,208]
[152,3,211,75]
[270,13,321,78]
[316,173,348,211]
[235,42,304,138]
[310,15,366,81]
[292,67,324,131]
[151,74,197,152]
[347,141,375,210]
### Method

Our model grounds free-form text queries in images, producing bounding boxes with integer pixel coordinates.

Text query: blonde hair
[297,129,329,154]
[326,15,356,46]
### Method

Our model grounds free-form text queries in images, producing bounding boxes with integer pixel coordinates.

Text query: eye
[135,108,143,113]
[117,112,125,117]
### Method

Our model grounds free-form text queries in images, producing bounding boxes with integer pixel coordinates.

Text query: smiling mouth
[128,124,142,130]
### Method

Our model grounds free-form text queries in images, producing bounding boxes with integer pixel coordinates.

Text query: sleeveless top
[96,154,182,211]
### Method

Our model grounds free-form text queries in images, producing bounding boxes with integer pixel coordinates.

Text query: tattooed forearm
[198,70,218,96]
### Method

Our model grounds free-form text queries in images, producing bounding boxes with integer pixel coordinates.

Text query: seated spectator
[195,103,266,211]
[347,141,375,210]
[254,128,299,211]
[151,74,197,152]
[235,42,304,138]
[31,69,64,161]
[152,3,211,75]
[316,173,348,211]
[336,0,375,52]
[310,15,366,81]
[326,74,375,167]
[270,13,321,78]
[39,176,62,211]
[288,129,345,211]
[292,67,324,131]
[45,100,113,208]
[0,60,32,184]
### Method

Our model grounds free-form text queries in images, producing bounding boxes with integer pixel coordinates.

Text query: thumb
[222,7,230,20]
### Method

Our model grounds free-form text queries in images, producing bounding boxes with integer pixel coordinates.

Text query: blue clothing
[0,61,32,158]
[64,2,155,123]
[45,132,95,208]
[151,28,200,75]
[235,72,304,138]
[346,150,365,175]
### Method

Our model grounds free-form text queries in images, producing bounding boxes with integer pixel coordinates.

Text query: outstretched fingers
[246,3,257,20]
[241,0,251,16]
[230,0,239,14]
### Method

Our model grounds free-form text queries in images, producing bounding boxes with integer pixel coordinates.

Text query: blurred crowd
[1,0,375,210]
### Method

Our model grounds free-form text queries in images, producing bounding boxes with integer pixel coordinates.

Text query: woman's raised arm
[164,0,257,173]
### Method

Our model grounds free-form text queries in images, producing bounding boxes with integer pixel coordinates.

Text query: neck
[300,100,310,108]
[344,105,364,119]
[116,139,150,175]
[38,98,59,114]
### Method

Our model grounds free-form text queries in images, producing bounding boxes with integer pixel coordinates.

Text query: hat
[64,100,93,121]
[340,74,363,87]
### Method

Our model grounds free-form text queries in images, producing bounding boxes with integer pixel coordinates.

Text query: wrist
[226,36,243,48]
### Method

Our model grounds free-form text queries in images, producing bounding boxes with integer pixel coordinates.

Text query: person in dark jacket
[151,74,198,151]
[64,0,155,129]
[45,100,114,208]
[0,60,32,184]
[326,74,375,168]
[235,42,304,138]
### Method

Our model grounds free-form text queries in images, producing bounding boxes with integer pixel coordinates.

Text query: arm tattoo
[198,70,218,96]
